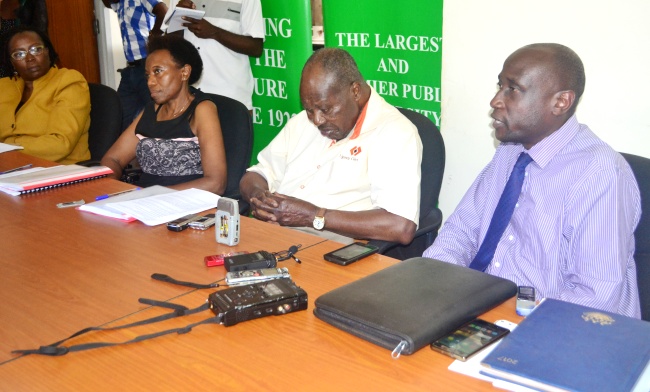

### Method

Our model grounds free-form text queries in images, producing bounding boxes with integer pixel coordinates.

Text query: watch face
[313,217,325,230]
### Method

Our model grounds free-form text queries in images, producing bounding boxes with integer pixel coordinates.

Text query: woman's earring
[13,71,18,80]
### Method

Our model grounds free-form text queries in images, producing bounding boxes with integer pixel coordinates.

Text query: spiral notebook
[0,165,113,196]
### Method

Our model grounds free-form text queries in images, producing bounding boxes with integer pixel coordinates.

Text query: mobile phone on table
[166,214,200,232]
[430,319,510,361]
[189,213,216,230]
[516,286,536,316]
[323,242,379,266]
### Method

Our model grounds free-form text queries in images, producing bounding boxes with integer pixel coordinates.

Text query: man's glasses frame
[11,45,46,61]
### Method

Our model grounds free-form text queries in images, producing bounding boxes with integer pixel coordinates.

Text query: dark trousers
[117,63,151,131]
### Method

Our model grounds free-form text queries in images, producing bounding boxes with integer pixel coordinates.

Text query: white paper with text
[105,188,219,226]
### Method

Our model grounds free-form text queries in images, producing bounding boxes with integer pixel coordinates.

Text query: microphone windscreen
[288,245,299,254]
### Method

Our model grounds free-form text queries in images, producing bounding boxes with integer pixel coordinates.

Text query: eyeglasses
[10,45,46,61]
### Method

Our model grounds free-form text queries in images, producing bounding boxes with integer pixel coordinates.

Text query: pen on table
[0,163,33,175]
[95,187,142,201]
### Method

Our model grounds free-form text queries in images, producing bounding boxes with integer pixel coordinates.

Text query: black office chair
[621,153,650,321]
[368,108,446,260]
[205,93,253,212]
[82,83,123,163]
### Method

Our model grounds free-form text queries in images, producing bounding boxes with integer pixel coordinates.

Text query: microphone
[288,245,301,264]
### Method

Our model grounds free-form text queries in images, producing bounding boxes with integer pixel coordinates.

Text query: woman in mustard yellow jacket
[0,26,90,164]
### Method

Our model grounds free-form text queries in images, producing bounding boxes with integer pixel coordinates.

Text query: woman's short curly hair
[147,34,203,85]
[3,26,58,73]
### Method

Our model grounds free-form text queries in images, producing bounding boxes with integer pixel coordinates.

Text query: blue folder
[481,298,650,392]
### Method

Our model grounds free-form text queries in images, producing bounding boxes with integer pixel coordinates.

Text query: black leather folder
[313,257,517,356]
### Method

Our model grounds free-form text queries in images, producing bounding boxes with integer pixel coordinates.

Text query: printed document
[79,185,175,221]
[105,188,219,226]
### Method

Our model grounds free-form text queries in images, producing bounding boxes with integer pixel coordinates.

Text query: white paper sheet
[0,143,24,153]
[78,185,176,221]
[105,188,219,226]
[165,8,205,33]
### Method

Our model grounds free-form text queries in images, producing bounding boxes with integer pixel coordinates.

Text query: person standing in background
[101,0,168,131]
[169,0,264,111]
[0,0,48,78]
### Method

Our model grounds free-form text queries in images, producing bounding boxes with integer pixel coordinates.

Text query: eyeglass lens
[11,45,45,61]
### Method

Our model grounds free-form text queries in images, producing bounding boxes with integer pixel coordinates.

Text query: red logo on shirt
[350,146,362,156]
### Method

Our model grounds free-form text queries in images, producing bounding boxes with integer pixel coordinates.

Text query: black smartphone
[430,319,510,361]
[224,250,277,272]
[323,242,379,266]
[166,214,200,232]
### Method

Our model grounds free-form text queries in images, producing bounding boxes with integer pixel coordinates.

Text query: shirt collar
[526,115,581,168]
[329,86,376,146]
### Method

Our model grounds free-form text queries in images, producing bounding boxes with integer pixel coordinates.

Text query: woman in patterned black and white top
[101,34,227,194]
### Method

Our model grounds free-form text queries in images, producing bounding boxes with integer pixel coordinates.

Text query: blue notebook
[480,298,650,392]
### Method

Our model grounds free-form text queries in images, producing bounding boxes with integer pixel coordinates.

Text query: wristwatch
[313,208,326,230]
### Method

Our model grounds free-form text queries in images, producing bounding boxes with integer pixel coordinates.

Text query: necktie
[469,153,533,271]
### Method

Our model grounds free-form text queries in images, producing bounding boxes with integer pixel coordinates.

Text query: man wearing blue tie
[423,43,642,318]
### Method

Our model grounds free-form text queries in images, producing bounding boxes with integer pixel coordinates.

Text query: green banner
[322,0,443,127]
[250,0,313,164]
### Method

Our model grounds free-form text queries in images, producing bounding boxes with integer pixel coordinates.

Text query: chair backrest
[204,93,253,200]
[88,83,123,161]
[397,107,446,224]
[378,108,445,260]
[621,152,650,321]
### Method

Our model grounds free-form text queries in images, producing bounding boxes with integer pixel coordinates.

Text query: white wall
[94,0,125,89]
[439,0,650,222]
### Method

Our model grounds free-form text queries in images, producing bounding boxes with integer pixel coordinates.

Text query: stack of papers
[79,187,220,226]
[79,185,175,221]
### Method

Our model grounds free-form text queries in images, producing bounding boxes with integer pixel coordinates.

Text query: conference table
[0,151,523,391]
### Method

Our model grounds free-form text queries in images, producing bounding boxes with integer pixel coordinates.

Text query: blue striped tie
[469,153,533,271]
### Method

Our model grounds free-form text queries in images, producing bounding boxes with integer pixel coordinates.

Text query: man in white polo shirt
[168,0,264,110]
[240,48,422,244]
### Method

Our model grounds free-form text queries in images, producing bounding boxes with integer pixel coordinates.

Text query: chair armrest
[366,239,394,254]
[368,208,443,256]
